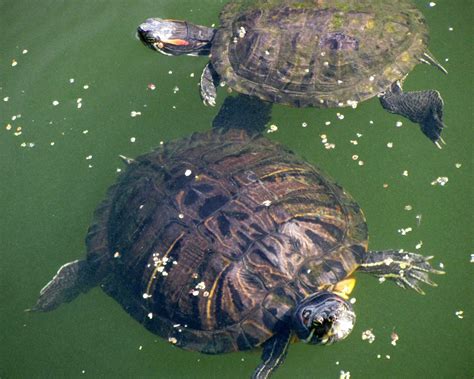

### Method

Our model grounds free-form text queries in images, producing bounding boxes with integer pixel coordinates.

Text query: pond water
[1,1,472,378]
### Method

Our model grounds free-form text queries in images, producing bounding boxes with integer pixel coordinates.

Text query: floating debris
[415,214,422,226]
[325,121,331,126]
[267,124,278,133]
[12,59,18,67]
[362,329,375,343]
[52,100,59,106]
[339,371,351,379]
[415,241,423,250]
[173,86,180,94]
[398,227,412,236]
[336,112,345,120]
[130,111,142,118]
[5,124,12,131]
[262,200,272,207]
[429,2,436,7]
[352,155,359,161]
[69,78,75,84]
[83,84,89,89]
[238,26,246,38]
[147,83,156,90]
[395,121,403,127]
[3,97,9,102]
[455,310,464,319]
[470,254,474,263]
[390,330,399,346]
[455,163,462,168]
[301,122,308,128]
[22,49,28,54]
[431,177,448,186]
[168,337,178,344]
[402,170,409,177]
[387,142,394,148]
[85,155,93,160]
[185,169,192,176]
[130,137,136,143]
[404,205,413,211]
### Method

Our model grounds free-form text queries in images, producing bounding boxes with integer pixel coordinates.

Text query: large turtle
[32,96,443,378]
[138,0,448,147]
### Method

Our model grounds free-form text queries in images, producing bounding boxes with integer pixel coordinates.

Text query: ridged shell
[211,0,428,107]
[86,129,367,354]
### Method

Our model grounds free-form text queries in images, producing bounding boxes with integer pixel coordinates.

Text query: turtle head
[137,18,215,56]
[292,291,355,345]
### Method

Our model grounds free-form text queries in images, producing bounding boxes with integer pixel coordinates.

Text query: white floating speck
[185,169,192,176]
[470,254,474,263]
[369,120,374,125]
[352,155,359,161]
[83,84,89,89]
[267,124,278,133]
[3,97,9,102]
[238,26,246,38]
[69,78,75,83]
[325,121,331,126]
[402,170,409,177]
[350,140,358,145]
[147,83,156,90]
[168,70,173,75]
[430,176,448,186]
[114,251,121,258]
[301,122,308,128]
[404,205,413,211]
[192,290,199,296]
[178,213,184,219]
[339,370,351,379]
[190,73,195,77]
[439,262,445,269]
[130,111,142,117]
[429,2,436,7]
[349,297,356,304]
[22,49,28,54]
[196,282,206,290]
[358,160,364,166]
[138,345,143,351]
[369,75,375,81]
[385,355,391,360]
[336,113,345,120]
[455,310,464,319]
[5,124,12,131]
[85,155,92,160]
[173,86,180,94]
[142,293,151,299]
[455,163,462,168]
[396,121,403,127]
[347,100,358,108]
[262,200,272,207]
[77,102,82,109]
[448,27,454,31]
[387,142,394,148]
[168,337,178,344]
[130,137,136,143]
[52,100,59,106]
[398,227,413,236]
[82,130,88,134]
[11,59,18,67]
[415,241,423,249]
[362,329,375,343]
[391,331,399,346]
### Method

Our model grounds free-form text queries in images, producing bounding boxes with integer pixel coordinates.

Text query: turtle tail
[28,259,96,312]
[212,94,272,135]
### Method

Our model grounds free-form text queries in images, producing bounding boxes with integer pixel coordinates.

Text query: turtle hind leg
[200,62,220,107]
[358,250,445,295]
[379,81,446,148]
[252,328,292,379]
[28,259,95,312]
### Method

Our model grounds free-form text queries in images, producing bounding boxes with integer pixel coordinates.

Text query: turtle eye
[302,309,311,324]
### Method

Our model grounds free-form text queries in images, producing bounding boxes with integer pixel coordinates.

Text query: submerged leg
[379,81,446,148]
[28,259,95,312]
[200,62,220,107]
[252,329,292,379]
[359,250,444,295]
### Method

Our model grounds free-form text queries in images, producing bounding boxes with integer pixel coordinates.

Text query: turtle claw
[361,250,444,294]
[200,62,219,107]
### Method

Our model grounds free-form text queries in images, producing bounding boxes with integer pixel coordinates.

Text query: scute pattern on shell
[87,129,367,354]
[212,0,428,107]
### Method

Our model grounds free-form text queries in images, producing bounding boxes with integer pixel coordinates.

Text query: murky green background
[1,0,472,378]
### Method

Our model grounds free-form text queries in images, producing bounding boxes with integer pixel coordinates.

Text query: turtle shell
[211,0,428,107]
[85,129,367,354]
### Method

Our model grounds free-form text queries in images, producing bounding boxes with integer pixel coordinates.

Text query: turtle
[137,0,448,147]
[31,95,443,378]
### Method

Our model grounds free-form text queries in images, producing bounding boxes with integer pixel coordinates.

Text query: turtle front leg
[379,81,446,148]
[200,62,220,107]
[358,250,444,294]
[252,329,292,379]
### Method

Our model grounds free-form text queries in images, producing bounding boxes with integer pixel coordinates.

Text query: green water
[1,1,472,378]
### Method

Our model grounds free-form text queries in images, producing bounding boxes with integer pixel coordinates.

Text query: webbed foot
[200,62,219,107]
[359,250,445,295]
[28,259,93,312]
[252,329,292,379]
[379,81,446,147]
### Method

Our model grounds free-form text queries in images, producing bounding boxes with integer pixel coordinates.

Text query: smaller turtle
[31,96,444,378]
[138,0,448,147]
